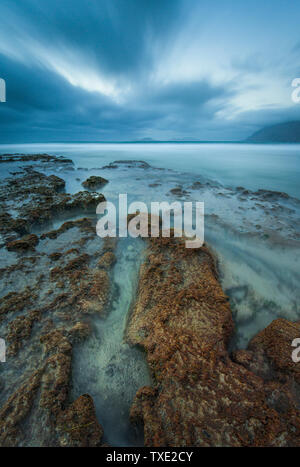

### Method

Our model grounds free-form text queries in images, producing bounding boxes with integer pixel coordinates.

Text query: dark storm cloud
[0,0,182,77]
[0,0,192,141]
[144,81,229,109]
[0,0,299,142]
[0,52,119,141]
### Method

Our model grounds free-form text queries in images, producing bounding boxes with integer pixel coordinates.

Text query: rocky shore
[0,154,112,446]
[127,233,300,446]
[0,153,300,447]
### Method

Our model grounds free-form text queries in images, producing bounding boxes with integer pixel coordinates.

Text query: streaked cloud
[0,0,299,142]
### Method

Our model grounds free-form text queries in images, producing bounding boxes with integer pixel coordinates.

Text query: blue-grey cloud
[0,0,299,142]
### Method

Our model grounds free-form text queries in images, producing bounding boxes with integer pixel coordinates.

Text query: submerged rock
[102,160,151,169]
[253,189,290,200]
[169,186,189,197]
[189,181,204,189]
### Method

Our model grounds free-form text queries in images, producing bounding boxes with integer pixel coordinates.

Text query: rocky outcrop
[0,222,115,446]
[127,235,300,447]
[241,318,300,384]
[0,171,105,246]
[0,155,113,447]
[56,394,104,447]
[6,234,39,251]
[169,186,189,197]
[102,160,151,169]
[0,154,73,164]
[82,175,108,190]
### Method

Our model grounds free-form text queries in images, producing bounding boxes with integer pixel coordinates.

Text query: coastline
[0,153,300,446]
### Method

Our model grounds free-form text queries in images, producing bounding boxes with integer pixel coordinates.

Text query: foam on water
[206,222,300,348]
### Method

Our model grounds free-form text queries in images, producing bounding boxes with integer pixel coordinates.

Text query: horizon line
[0,140,299,145]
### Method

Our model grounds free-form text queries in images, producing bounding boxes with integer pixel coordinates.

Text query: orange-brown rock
[0,288,36,322]
[97,251,116,269]
[56,394,104,447]
[82,175,108,190]
[247,318,300,384]
[127,236,300,447]
[6,234,39,251]
[41,217,95,240]
[0,370,43,446]
[0,219,116,446]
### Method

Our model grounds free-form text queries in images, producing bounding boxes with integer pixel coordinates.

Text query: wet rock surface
[0,156,105,246]
[82,175,108,190]
[0,153,73,164]
[6,234,39,252]
[0,154,112,446]
[102,160,151,170]
[127,235,300,447]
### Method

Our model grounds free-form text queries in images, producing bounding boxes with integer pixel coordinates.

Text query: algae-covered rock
[56,394,104,447]
[0,154,115,447]
[127,235,300,447]
[82,175,108,190]
[6,234,39,251]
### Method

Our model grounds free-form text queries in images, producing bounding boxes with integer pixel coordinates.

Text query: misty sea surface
[1,142,300,445]
[1,142,300,197]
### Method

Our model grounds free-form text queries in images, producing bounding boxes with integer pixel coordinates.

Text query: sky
[0,0,299,142]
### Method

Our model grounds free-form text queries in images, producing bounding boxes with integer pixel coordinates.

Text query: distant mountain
[246,121,300,143]
[138,137,155,142]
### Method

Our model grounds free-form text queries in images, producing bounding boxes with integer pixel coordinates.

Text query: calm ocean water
[1,142,300,198]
